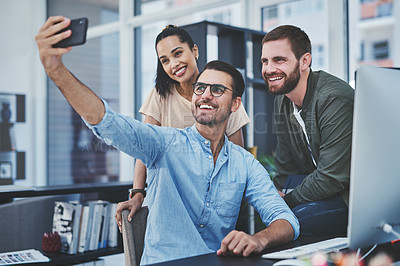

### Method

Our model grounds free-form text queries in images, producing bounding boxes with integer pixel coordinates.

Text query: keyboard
[262,237,348,259]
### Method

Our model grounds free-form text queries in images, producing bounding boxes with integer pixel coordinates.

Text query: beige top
[139,86,250,136]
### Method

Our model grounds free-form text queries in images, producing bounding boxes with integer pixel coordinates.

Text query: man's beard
[264,61,300,95]
[191,102,232,126]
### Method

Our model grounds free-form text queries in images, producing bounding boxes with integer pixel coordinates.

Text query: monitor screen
[348,65,400,250]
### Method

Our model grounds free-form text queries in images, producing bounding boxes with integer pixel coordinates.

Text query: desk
[149,253,273,266]
[148,236,400,266]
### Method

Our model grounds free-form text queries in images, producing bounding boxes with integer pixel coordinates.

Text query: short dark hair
[262,25,312,64]
[196,60,245,98]
[155,25,196,98]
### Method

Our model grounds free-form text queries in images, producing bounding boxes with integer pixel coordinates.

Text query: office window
[261,0,330,70]
[360,42,365,61]
[312,45,325,70]
[348,0,397,80]
[48,0,119,26]
[141,0,201,14]
[48,0,120,185]
[315,0,324,11]
[373,40,389,59]
[360,0,393,20]
[264,5,278,20]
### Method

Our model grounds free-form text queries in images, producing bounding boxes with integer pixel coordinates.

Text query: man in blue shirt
[36,16,299,265]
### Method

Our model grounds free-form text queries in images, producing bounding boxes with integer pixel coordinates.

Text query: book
[69,201,82,255]
[98,203,110,249]
[89,202,104,251]
[77,205,89,253]
[88,200,110,251]
[52,200,118,254]
[83,201,96,252]
[52,201,78,254]
[107,203,118,248]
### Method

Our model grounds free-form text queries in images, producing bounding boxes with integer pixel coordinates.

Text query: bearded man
[261,25,354,236]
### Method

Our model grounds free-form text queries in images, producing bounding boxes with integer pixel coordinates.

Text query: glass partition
[348,0,398,82]
[48,0,120,185]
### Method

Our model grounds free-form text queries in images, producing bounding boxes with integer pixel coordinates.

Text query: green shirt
[273,70,354,207]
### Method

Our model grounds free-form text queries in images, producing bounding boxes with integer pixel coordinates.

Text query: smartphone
[53,17,89,48]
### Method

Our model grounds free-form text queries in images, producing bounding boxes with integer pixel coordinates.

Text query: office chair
[121,206,148,266]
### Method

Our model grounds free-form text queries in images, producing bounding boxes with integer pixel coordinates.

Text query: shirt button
[205,140,209,144]
[206,203,210,207]
[200,224,204,228]
[208,155,212,159]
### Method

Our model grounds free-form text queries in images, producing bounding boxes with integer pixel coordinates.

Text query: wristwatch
[129,188,146,199]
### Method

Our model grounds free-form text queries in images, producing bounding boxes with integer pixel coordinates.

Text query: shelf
[0,93,25,123]
[44,247,123,265]
[0,150,25,182]
[0,181,132,201]
[0,182,129,265]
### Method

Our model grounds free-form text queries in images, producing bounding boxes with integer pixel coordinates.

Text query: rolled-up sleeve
[244,157,300,240]
[83,99,174,167]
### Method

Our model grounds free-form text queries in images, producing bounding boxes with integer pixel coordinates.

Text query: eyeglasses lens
[193,83,226,97]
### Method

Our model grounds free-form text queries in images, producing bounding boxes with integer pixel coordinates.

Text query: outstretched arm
[35,16,104,125]
[217,219,294,257]
[115,115,161,231]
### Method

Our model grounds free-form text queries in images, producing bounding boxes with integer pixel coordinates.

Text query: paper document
[0,249,50,265]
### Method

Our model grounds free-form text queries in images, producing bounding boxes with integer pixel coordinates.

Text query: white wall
[0,0,47,185]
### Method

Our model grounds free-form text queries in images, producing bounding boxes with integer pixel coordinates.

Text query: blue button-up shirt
[86,100,299,265]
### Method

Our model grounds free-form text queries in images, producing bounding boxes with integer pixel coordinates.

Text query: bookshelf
[0,181,132,201]
[0,93,26,185]
[0,182,132,265]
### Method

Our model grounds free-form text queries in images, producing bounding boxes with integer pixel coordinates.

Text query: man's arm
[115,115,161,232]
[35,16,104,125]
[217,219,294,257]
[217,154,299,257]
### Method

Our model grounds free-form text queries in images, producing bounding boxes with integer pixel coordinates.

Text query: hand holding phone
[53,17,88,48]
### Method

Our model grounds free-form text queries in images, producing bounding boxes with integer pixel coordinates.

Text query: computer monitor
[348,65,400,250]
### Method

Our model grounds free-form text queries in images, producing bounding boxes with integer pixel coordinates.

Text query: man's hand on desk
[217,220,295,257]
[217,230,264,257]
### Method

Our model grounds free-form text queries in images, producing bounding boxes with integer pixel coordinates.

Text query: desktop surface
[147,236,400,266]
[148,236,332,266]
[148,253,273,266]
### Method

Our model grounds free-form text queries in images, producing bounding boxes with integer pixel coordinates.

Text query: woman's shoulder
[145,87,175,104]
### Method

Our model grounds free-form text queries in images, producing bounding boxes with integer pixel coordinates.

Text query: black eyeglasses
[192,82,235,97]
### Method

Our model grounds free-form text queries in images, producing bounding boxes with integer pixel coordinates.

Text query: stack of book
[52,200,118,254]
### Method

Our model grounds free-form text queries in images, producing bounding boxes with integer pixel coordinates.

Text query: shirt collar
[190,124,229,154]
[302,69,317,111]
